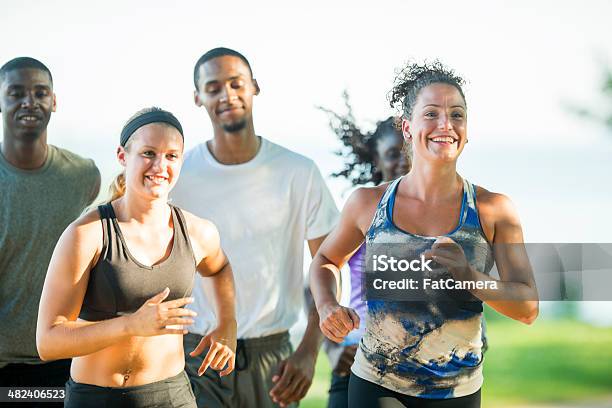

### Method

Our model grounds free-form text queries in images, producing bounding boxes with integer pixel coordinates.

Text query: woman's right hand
[318,301,360,343]
[126,287,197,337]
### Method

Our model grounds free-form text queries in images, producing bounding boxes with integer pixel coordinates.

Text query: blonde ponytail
[108,171,126,202]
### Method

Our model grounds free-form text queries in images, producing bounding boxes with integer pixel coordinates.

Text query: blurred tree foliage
[574,65,612,131]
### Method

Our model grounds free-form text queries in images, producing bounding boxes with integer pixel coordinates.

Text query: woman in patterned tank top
[310,62,539,408]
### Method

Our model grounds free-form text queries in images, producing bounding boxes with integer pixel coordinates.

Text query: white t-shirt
[170,137,339,339]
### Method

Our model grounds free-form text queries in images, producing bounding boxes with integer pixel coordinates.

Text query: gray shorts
[65,371,196,408]
[184,332,296,408]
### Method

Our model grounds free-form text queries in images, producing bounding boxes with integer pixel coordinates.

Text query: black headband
[120,110,184,147]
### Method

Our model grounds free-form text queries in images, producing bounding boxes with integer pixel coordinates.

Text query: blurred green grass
[301,312,612,407]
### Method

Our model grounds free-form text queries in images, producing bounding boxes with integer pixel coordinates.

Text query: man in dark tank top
[0,57,100,399]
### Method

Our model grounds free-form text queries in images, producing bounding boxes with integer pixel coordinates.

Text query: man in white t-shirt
[171,47,339,408]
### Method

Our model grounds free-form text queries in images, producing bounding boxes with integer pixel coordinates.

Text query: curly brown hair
[389,60,467,120]
[320,92,408,186]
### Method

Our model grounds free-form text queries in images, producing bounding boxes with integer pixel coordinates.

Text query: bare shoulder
[52,208,103,266]
[475,186,522,242]
[345,184,386,211]
[475,186,519,219]
[178,209,220,246]
[344,183,388,232]
[66,208,103,241]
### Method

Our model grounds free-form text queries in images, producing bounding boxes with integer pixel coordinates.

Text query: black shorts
[348,374,481,408]
[64,370,196,408]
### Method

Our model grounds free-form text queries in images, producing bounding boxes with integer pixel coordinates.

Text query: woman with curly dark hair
[319,97,410,408]
[311,62,538,407]
[321,94,411,187]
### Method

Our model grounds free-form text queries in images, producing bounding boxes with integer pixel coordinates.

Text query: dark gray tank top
[79,203,197,321]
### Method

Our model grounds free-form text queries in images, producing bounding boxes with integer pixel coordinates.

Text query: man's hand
[269,348,316,407]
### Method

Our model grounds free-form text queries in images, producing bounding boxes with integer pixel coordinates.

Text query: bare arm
[184,214,237,376]
[269,235,329,406]
[475,193,539,324]
[270,187,381,407]
[192,218,236,325]
[310,187,380,342]
[428,192,539,324]
[297,235,328,358]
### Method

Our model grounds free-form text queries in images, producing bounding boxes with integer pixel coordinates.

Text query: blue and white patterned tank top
[351,176,494,399]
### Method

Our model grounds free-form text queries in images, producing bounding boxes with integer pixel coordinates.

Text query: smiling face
[117,123,184,200]
[194,55,259,133]
[402,83,467,164]
[0,68,56,141]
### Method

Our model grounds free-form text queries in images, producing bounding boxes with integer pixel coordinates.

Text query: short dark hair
[0,57,53,86]
[193,47,253,89]
[389,60,466,119]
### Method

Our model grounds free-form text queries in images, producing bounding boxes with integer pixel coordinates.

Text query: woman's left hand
[190,321,237,377]
[424,237,473,281]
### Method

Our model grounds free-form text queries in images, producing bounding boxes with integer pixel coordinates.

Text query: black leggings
[348,374,481,408]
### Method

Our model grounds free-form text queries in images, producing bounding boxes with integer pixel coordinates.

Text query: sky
[2,0,612,319]
[2,0,611,241]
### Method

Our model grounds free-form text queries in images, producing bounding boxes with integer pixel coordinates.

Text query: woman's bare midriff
[70,331,185,387]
